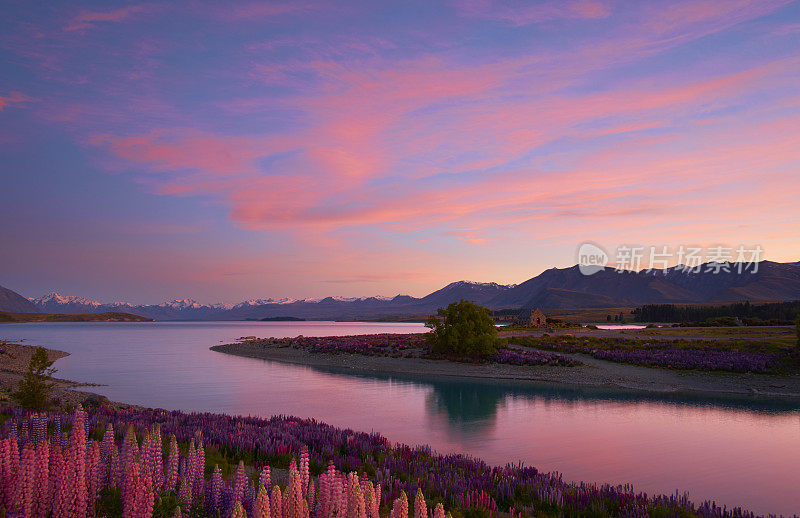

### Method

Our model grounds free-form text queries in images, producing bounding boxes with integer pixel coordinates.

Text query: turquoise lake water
[1,321,798,516]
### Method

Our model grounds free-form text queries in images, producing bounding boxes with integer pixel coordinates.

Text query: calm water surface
[2,322,799,516]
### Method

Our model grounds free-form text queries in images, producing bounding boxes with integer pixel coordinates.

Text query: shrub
[425,300,498,358]
[12,346,56,411]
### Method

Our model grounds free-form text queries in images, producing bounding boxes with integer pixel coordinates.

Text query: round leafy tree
[425,299,498,358]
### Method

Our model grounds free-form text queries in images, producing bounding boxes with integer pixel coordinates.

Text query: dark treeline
[632,300,800,324]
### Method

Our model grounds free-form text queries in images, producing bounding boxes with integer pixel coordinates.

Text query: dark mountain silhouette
[0,284,40,313]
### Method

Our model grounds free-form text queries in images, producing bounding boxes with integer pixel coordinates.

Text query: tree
[425,299,498,358]
[12,346,57,411]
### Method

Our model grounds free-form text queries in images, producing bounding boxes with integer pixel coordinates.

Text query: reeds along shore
[0,405,774,518]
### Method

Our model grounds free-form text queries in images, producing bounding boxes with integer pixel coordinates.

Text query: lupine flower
[166,434,179,492]
[232,500,247,518]
[413,489,426,518]
[254,484,271,518]
[270,485,282,518]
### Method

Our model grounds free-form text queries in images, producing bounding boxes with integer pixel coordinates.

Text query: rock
[82,393,109,408]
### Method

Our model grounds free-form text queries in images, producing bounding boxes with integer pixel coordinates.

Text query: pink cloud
[0,92,33,110]
[64,5,147,32]
[454,0,610,26]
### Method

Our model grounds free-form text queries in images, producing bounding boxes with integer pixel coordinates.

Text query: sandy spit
[211,342,800,401]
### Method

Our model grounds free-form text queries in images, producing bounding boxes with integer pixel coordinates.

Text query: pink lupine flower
[270,485,282,518]
[49,445,67,518]
[85,441,101,517]
[68,406,88,518]
[390,491,409,518]
[233,460,248,504]
[286,463,306,518]
[35,439,50,518]
[307,479,315,513]
[413,488,426,518]
[120,426,139,486]
[16,444,36,518]
[347,474,366,518]
[254,484,271,518]
[209,464,223,514]
[299,446,310,497]
[433,503,446,518]
[166,434,179,492]
[363,480,378,518]
[259,464,271,492]
[122,461,140,518]
[193,439,204,497]
[178,475,192,509]
[135,466,155,518]
[232,500,246,518]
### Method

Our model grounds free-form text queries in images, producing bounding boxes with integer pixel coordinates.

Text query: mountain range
[2,260,799,321]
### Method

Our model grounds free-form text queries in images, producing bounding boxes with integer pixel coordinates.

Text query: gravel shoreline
[212,341,800,401]
[0,340,136,409]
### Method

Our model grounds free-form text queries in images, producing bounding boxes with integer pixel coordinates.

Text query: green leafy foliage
[425,300,498,358]
[12,346,56,411]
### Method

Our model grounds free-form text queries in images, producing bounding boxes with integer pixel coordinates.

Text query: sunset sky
[1,0,799,304]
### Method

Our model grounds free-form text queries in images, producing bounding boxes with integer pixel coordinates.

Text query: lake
[2,321,798,516]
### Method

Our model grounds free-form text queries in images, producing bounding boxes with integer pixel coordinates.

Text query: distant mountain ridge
[4,260,800,320]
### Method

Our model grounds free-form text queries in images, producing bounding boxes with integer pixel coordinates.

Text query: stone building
[529,308,547,327]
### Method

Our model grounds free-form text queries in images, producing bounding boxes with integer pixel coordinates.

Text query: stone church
[529,308,547,327]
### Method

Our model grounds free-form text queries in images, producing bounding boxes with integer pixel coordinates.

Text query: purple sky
[1,0,799,304]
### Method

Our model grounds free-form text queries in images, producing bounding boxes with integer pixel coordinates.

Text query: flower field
[0,405,772,517]
[236,334,578,367]
[508,335,786,373]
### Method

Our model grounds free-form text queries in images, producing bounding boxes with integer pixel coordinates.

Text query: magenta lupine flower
[232,460,248,505]
[0,438,13,510]
[254,484,271,518]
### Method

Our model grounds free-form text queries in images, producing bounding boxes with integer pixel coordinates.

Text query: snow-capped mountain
[18,260,800,321]
[31,292,104,313]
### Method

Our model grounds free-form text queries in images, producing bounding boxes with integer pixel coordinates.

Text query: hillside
[0,311,153,323]
[0,284,39,313]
